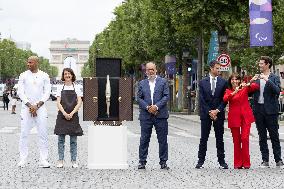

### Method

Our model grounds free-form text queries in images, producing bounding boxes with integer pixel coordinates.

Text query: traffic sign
[217,53,231,71]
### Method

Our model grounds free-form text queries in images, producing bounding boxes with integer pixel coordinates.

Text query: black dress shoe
[138,163,146,169]
[219,162,228,169]
[195,162,204,169]
[160,163,170,170]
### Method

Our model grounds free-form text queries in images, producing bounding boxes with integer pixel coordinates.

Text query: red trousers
[230,124,251,168]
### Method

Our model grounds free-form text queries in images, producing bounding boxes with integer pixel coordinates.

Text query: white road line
[0,126,18,133]
[174,131,200,138]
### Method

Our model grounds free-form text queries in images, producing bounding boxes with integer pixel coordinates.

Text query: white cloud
[0,0,123,58]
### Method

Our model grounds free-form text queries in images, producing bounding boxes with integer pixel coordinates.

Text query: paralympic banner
[249,0,273,46]
[207,31,219,65]
[165,55,176,75]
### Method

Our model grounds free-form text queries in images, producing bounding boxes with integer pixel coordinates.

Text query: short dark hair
[260,56,273,68]
[61,68,76,82]
[228,73,242,89]
[209,60,220,68]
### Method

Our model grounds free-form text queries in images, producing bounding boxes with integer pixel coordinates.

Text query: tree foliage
[0,39,58,81]
[83,0,284,77]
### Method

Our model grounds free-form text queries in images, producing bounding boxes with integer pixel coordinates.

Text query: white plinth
[88,125,128,169]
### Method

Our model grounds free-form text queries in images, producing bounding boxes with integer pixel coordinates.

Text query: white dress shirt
[258,78,266,104]
[18,70,51,105]
[149,77,157,105]
[209,74,218,91]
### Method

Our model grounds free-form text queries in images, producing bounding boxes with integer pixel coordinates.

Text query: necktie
[212,77,216,95]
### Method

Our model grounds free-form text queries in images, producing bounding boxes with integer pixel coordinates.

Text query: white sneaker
[72,161,78,168]
[17,159,26,167]
[56,160,64,168]
[39,159,50,168]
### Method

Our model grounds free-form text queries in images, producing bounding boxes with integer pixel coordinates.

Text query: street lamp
[218,28,228,53]
[182,49,191,115]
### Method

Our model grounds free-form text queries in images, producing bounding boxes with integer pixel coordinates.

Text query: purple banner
[249,0,273,46]
[165,55,176,75]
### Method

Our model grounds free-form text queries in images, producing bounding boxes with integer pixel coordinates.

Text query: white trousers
[19,106,48,161]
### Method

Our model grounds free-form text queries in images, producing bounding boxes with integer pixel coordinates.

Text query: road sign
[217,53,231,71]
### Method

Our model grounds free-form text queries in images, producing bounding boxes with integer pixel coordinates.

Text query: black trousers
[197,118,225,164]
[3,101,9,110]
[254,104,282,163]
[139,118,168,165]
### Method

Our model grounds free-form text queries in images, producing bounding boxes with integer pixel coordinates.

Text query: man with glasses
[137,62,170,170]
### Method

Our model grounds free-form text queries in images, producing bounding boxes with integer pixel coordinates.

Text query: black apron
[54,84,83,136]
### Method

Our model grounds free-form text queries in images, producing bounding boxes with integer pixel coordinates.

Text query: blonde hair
[28,56,39,63]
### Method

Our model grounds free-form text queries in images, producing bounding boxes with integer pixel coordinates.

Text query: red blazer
[223,83,259,128]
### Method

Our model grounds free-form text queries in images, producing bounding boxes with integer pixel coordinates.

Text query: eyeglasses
[146,68,155,71]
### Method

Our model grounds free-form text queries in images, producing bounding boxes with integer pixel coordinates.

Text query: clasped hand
[29,105,38,117]
[148,105,158,115]
[63,112,74,120]
[209,109,218,121]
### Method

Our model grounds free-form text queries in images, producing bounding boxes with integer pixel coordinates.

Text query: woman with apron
[54,68,83,168]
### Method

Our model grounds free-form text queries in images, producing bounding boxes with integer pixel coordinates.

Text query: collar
[209,74,218,80]
[148,75,157,82]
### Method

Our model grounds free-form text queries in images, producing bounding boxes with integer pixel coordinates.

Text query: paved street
[0,100,284,189]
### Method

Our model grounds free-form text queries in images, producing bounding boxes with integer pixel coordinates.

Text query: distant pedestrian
[11,89,17,114]
[223,73,259,169]
[2,90,10,110]
[137,62,170,170]
[17,56,51,168]
[54,68,83,168]
[195,60,228,169]
[252,56,284,168]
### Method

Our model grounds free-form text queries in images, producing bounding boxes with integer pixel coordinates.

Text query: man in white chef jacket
[17,56,51,168]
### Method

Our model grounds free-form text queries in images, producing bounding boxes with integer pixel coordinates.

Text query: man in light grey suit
[137,62,170,170]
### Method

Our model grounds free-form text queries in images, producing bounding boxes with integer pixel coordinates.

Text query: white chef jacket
[18,70,51,106]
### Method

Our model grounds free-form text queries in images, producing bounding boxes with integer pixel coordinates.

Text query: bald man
[17,56,51,168]
[137,62,170,170]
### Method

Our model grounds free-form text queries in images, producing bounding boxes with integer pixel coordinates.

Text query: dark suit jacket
[199,76,227,120]
[252,73,280,115]
[137,76,169,120]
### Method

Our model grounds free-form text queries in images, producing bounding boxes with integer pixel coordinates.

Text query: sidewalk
[170,112,284,142]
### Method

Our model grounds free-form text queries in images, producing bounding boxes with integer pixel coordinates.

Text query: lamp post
[218,28,228,54]
[218,28,229,79]
[182,49,191,115]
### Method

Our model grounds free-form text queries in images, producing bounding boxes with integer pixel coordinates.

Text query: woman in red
[223,73,259,169]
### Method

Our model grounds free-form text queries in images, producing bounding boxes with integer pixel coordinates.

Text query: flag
[249,0,273,46]
[207,31,219,65]
[165,55,176,75]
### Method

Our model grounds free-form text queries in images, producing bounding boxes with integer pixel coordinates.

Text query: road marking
[174,131,200,138]
[0,126,18,133]
[127,130,140,137]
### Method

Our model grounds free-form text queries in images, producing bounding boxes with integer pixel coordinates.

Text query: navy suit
[252,73,282,163]
[137,76,169,164]
[197,76,227,164]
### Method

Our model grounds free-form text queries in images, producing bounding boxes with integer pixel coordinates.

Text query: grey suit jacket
[137,76,169,120]
[252,73,280,115]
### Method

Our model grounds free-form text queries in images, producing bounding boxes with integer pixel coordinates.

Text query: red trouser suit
[223,83,259,168]
[230,122,251,168]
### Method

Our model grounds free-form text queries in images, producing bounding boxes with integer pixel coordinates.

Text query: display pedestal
[88,125,128,169]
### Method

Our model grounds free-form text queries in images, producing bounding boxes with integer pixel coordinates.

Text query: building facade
[49,38,90,79]
[16,41,31,51]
